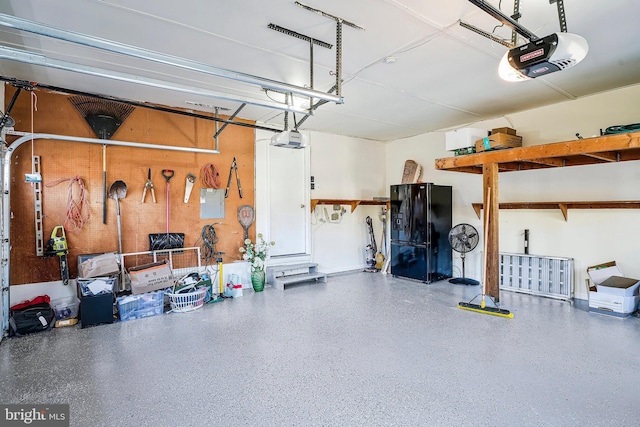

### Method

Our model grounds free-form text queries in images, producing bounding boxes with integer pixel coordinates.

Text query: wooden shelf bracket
[310,199,389,212]
[471,200,640,221]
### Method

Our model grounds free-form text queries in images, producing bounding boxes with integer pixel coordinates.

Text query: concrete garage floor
[1,271,639,426]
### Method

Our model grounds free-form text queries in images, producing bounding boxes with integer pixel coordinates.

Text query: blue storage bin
[117,290,164,322]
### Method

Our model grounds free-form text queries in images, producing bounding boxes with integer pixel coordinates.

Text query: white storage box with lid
[596,276,640,296]
[587,262,640,317]
[445,128,489,151]
[589,293,640,317]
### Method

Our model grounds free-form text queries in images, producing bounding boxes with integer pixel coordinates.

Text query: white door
[268,145,309,257]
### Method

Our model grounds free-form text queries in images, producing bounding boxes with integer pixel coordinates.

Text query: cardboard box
[586,261,620,285]
[586,261,640,316]
[55,318,78,328]
[128,261,174,295]
[445,128,489,151]
[78,252,120,278]
[475,133,523,152]
[491,127,517,135]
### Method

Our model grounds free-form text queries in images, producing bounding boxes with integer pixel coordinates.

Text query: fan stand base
[449,277,480,286]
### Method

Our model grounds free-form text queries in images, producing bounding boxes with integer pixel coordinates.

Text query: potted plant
[239,233,275,292]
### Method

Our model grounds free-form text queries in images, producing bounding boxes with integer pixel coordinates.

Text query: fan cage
[448,223,479,254]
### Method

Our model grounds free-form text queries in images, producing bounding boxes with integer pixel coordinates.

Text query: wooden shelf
[434,131,640,301]
[310,199,389,212]
[435,132,640,174]
[471,201,640,221]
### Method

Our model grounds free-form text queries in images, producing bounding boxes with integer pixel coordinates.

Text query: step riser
[266,263,327,290]
[273,273,328,291]
[267,262,319,284]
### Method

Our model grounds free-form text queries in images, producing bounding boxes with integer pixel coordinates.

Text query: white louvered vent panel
[499,253,573,300]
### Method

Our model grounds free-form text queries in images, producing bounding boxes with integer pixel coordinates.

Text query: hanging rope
[46,176,91,232]
[200,163,221,188]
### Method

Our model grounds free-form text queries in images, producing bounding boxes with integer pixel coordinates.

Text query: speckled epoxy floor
[1,272,639,426]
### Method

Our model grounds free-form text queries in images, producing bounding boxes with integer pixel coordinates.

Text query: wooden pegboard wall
[6,86,255,285]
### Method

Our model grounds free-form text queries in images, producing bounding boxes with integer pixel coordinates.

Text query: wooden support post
[483,163,500,301]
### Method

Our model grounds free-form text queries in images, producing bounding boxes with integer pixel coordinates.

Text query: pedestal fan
[448,223,480,286]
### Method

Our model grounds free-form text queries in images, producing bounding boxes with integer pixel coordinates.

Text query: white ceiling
[0,0,639,142]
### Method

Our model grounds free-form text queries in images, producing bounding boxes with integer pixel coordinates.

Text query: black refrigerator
[390,183,452,283]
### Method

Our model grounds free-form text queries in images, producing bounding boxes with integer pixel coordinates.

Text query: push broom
[458,187,514,319]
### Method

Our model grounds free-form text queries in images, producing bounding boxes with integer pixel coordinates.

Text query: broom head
[458,301,514,319]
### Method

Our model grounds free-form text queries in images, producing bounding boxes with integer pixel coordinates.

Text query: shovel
[109,180,127,254]
[148,170,185,252]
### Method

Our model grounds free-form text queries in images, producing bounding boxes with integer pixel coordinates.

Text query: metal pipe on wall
[6,131,221,154]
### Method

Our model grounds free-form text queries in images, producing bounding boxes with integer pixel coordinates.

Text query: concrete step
[267,262,316,283]
[268,262,318,275]
[273,271,328,291]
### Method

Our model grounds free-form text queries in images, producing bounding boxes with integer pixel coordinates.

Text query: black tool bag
[9,302,56,337]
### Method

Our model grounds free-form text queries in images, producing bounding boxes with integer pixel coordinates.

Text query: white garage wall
[256,85,639,300]
[255,130,388,274]
[308,132,387,274]
[385,132,485,281]
[386,84,640,301]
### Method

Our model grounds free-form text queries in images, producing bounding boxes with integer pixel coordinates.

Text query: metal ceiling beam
[512,0,521,46]
[267,24,333,49]
[0,12,343,104]
[458,21,513,48]
[550,0,568,33]
[268,22,334,102]
[294,2,364,99]
[0,46,311,116]
[467,0,539,41]
[294,2,365,30]
[213,104,245,139]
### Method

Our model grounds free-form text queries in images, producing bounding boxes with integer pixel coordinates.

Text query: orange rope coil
[200,163,221,188]
[46,176,91,232]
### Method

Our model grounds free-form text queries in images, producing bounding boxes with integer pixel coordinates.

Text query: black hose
[196,224,224,266]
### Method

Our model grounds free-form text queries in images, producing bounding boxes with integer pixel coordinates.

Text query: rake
[68,96,135,224]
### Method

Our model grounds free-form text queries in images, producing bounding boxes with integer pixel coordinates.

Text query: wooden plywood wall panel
[6,86,255,285]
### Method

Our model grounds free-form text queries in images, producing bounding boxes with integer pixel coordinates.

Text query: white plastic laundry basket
[167,287,207,313]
